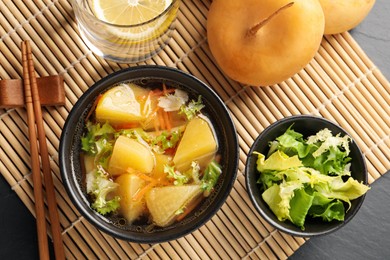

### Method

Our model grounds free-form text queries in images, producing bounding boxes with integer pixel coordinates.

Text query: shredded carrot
[130,172,158,201]
[130,172,164,201]
[132,181,157,202]
[162,83,167,94]
[113,122,139,130]
[176,195,204,222]
[135,172,156,183]
[153,113,160,132]
[159,85,172,131]
[149,88,175,96]
[151,84,175,131]
[167,111,173,130]
[162,110,172,131]
[164,147,176,156]
[151,104,161,114]
[157,108,166,130]
[146,103,161,132]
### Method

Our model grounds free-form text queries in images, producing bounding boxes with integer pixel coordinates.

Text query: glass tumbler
[71,0,180,63]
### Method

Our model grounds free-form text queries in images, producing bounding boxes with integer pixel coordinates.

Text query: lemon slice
[91,0,173,40]
[92,0,171,25]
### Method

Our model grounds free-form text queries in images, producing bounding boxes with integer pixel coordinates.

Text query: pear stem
[247,2,294,37]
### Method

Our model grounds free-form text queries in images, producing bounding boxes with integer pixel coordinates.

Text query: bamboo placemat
[1,0,389,259]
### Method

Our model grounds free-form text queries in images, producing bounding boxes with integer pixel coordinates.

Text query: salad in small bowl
[245,115,370,237]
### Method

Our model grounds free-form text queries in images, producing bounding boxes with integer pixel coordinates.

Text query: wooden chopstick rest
[0,75,65,108]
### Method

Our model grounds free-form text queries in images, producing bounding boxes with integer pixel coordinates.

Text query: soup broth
[81,81,222,228]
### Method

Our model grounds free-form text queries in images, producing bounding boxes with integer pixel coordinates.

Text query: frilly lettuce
[158,89,189,112]
[86,166,120,215]
[307,128,350,156]
[201,160,222,193]
[256,127,370,230]
[81,121,115,169]
[164,160,222,194]
[179,95,205,120]
[273,126,352,176]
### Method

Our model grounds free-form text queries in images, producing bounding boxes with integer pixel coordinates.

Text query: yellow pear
[207,0,325,86]
[318,0,375,34]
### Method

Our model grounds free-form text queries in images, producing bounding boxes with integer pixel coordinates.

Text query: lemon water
[72,0,180,63]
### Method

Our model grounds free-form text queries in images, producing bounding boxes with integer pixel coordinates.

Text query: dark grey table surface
[1,1,389,259]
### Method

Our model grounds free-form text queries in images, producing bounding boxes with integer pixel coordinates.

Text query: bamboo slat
[1,1,389,259]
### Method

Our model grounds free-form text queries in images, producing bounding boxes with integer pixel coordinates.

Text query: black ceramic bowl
[59,65,239,243]
[245,115,368,237]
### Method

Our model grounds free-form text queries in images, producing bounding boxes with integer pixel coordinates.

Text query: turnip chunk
[114,174,146,223]
[95,83,150,125]
[108,136,154,176]
[173,117,217,172]
[146,185,203,227]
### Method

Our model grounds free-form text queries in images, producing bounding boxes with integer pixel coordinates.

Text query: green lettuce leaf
[262,180,303,222]
[151,130,182,151]
[82,121,115,155]
[289,188,314,229]
[81,121,115,169]
[256,151,302,172]
[164,165,189,186]
[315,176,370,209]
[201,160,222,192]
[308,192,345,222]
[258,171,283,190]
[311,200,345,222]
[262,185,285,220]
[274,127,315,158]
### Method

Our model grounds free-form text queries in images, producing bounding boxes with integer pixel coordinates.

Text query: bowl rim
[245,114,368,237]
[59,65,239,243]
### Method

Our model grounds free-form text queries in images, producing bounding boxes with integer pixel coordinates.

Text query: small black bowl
[245,115,368,237]
[59,65,239,243]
